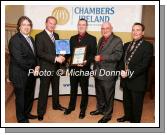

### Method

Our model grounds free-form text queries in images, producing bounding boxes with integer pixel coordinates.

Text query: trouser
[68,75,89,113]
[123,86,145,123]
[95,78,116,119]
[37,74,60,116]
[13,75,36,122]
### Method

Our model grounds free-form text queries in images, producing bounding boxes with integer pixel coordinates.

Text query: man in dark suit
[117,23,153,123]
[9,16,38,123]
[35,16,66,121]
[90,22,123,123]
[64,18,97,119]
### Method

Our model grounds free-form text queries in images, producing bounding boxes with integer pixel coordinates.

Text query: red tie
[98,40,105,53]
[99,36,110,53]
[78,35,82,43]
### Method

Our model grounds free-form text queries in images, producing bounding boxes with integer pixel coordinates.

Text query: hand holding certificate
[71,46,87,66]
[55,40,70,55]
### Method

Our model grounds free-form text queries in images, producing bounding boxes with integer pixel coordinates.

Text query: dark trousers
[68,76,89,113]
[123,86,145,123]
[13,75,36,122]
[37,74,60,116]
[95,78,116,119]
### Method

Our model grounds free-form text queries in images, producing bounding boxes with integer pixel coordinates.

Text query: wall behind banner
[24,5,143,100]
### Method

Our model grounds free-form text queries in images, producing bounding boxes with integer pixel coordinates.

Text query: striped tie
[130,41,136,51]
[50,33,55,43]
[26,36,35,54]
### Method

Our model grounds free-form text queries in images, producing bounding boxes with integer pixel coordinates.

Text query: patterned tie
[50,33,55,43]
[26,36,35,54]
[78,35,82,43]
[130,41,136,51]
[98,40,105,53]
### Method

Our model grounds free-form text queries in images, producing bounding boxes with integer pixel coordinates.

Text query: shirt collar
[45,29,54,36]
[102,36,110,42]
[78,32,87,38]
[20,32,29,39]
[133,37,143,44]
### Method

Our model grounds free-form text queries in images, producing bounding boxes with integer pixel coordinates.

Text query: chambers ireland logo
[52,7,70,25]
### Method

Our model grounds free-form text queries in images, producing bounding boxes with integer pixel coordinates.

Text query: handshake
[55,55,65,64]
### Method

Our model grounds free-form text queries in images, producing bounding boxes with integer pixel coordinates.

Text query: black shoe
[26,113,38,119]
[64,108,74,115]
[79,112,85,119]
[98,117,111,123]
[38,115,44,121]
[117,116,131,122]
[18,119,29,123]
[90,110,104,115]
[53,105,66,111]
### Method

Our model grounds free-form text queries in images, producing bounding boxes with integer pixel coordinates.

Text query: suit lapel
[43,30,55,46]
[43,30,59,56]
[128,40,144,65]
[30,37,37,56]
[79,33,88,46]
[18,33,35,56]
[101,35,114,52]
[53,32,59,40]
[97,38,103,54]
[97,35,114,54]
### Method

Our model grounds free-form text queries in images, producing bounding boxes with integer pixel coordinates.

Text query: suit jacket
[120,39,153,92]
[35,30,60,71]
[9,32,38,84]
[69,32,97,70]
[94,34,123,80]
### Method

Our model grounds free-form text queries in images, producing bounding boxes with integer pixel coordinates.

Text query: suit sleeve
[35,34,55,64]
[31,37,40,67]
[101,39,123,63]
[129,44,153,79]
[117,43,129,71]
[8,37,32,71]
[117,51,125,71]
[86,37,97,65]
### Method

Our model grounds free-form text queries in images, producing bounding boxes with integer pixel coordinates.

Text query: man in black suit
[117,23,153,123]
[8,16,38,123]
[35,16,66,121]
[64,18,97,119]
[90,22,123,123]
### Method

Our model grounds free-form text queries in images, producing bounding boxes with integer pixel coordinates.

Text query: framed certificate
[55,40,70,54]
[71,46,86,65]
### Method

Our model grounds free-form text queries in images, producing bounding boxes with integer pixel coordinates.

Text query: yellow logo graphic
[52,7,70,25]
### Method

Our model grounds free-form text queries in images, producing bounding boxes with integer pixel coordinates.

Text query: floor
[5,83,155,123]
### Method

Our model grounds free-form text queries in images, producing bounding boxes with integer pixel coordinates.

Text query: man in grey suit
[90,22,123,123]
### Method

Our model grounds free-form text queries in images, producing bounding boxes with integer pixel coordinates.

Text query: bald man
[90,22,123,123]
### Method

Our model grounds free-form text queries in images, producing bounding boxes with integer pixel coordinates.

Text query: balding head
[101,22,113,38]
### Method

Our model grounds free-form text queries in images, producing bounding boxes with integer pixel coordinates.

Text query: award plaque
[71,46,86,65]
[55,40,70,54]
